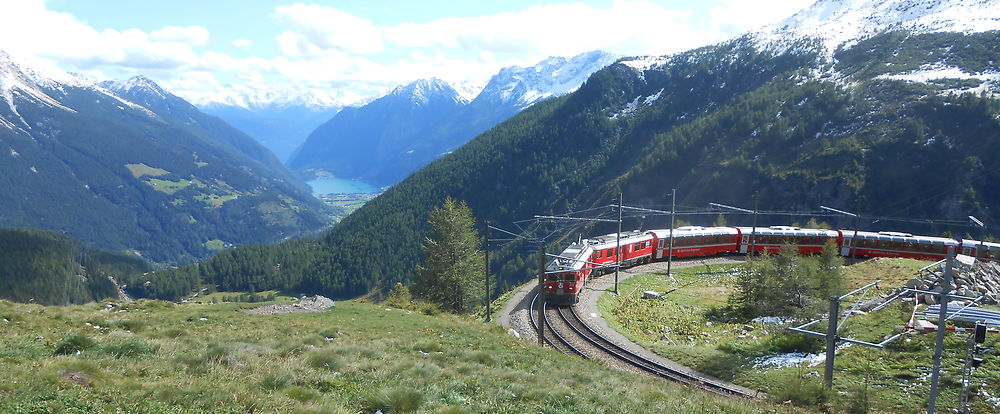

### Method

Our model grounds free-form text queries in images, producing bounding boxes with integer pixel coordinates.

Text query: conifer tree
[412,198,486,313]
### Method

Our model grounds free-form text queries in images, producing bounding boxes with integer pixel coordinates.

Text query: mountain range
[0,50,335,265]
[286,50,618,187]
[133,0,1000,301]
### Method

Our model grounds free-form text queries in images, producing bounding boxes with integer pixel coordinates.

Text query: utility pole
[667,189,676,278]
[751,194,758,258]
[537,242,546,346]
[615,192,622,295]
[824,296,840,390]
[970,215,985,269]
[927,246,955,414]
[484,220,491,323]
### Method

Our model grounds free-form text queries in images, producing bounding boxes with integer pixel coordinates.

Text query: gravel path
[496,256,759,397]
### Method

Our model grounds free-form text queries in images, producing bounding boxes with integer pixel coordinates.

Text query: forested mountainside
[0,228,150,305]
[0,54,337,265]
[133,29,1000,301]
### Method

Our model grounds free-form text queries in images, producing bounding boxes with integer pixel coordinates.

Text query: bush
[766,333,824,354]
[53,333,98,355]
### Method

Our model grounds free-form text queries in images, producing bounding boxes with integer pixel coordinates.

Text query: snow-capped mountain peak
[761,0,1000,51]
[389,78,466,106]
[100,76,169,99]
[476,50,618,108]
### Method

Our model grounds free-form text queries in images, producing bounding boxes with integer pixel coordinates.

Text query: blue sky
[5,0,814,106]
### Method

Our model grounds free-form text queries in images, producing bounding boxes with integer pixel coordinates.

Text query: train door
[739,234,749,254]
[841,238,852,257]
[962,246,973,256]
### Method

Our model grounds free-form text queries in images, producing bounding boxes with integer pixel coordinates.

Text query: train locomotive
[544,225,1000,304]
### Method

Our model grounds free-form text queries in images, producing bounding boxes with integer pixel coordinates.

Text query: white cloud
[271,3,384,56]
[232,38,254,49]
[150,26,210,46]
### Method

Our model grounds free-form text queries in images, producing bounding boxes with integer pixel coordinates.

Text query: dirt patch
[239,296,335,315]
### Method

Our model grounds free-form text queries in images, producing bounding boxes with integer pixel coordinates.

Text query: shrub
[766,333,824,354]
[53,333,98,355]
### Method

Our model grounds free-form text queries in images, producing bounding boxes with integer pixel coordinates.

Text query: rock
[850,310,867,316]
[924,295,938,305]
[905,278,922,289]
[705,321,713,327]
[2,318,7,323]
[743,324,755,332]
[507,328,520,339]
[643,290,661,299]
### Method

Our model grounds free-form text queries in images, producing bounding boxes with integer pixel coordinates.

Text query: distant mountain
[287,78,467,184]
[199,102,341,162]
[287,51,617,186]
[137,0,1000,301]
[0,50,335,265]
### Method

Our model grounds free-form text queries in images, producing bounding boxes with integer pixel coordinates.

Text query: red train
[543,225,999,304]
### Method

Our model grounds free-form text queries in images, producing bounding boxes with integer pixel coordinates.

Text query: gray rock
[643,290,661,299]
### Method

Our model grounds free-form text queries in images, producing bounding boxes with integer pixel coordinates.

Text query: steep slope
[0,228,149,305]
[138,1,1000,300]
[0,51,334,264]
[287,51,617,187]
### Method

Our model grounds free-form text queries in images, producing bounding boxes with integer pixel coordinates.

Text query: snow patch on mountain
[759,0,1000,52]
[477,50,618,108]
[877,64,1000,93]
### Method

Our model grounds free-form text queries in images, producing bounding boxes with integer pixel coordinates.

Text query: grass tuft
[364,387,425,413]
[305,348,343,372]
[53,333,97,355]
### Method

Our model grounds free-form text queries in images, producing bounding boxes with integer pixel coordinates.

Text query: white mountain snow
[476,50,618,108]
[0,50,161,131]
[388,78,468,106]
[760,0,1000,51]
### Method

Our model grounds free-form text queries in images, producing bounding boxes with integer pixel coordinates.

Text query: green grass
[598,258,1000,413]
[125,163,169,178]
[0,298,794,413]
[145,178,195,195]
[202,239,225,251]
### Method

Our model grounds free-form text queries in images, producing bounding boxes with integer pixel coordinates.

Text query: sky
[1,0,815,107]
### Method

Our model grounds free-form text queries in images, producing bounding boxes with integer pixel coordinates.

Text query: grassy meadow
[598,258,1000,413]
[0,296,793,413]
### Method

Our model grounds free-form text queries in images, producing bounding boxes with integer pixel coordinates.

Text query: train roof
[583,230,652,248]
[845,230,958,245]
[648,226,738,238]
[961,239,1000,250]
[735,226,839,237]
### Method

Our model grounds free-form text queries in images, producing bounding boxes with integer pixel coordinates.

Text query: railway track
[530,292,756,399]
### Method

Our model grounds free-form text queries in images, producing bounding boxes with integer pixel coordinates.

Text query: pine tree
[412,198,486,314]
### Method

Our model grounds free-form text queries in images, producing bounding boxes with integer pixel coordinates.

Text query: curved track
[530,292,755,399]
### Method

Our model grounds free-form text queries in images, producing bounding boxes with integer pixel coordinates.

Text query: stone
[643,290,661,299]
[905,278,922,289]
[743,324,755,332]
[507,328,520,339]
